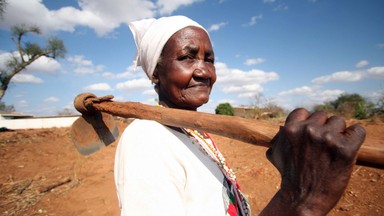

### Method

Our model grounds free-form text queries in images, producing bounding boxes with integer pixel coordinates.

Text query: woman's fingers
[325,115,346,132]
[285,108,310,124]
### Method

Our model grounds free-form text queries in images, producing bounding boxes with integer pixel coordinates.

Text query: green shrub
[313,93,376,119]
[215,103,234,116]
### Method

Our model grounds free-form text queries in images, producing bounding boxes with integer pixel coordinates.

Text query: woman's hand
[261,108,366,216]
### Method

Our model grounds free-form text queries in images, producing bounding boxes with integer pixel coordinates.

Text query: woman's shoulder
[126,119,166,132]
[118,119,186,154]
[122,119,177,140]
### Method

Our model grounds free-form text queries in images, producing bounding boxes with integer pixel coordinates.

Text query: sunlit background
[0,0,383,116]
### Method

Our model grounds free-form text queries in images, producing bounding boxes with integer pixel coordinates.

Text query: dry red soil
[0,119,383,216]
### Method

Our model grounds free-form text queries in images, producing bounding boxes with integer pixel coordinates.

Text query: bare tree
[57,108,77,116]
[0,24,66,101]
[248,93,266,119]
[0,101,15,112]
[0,0,6,19]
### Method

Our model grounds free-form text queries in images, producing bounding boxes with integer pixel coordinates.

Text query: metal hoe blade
[71,112,119,155]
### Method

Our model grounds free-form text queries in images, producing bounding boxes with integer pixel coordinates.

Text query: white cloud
[144,97,158,106]
[74,65,104,75]
[367,66,384,78]
[44,97,60,103]
[278,86,344,100]
[278,86,314,96]
[208,22,227,32]
[277,86,345,109]
[215,62,278,98]
[287,66,384,109]
[216,98,236,105]
[143,89,157,96]
[18,100,29,108]
[243,14,263,27]
[103,72,127,79]
[156,0,200,15]
[0,51,13,70]
[0,0,202,36]
[102,65,145,79]
[216,62,279,85]
[1,0,154,36]
[319,89,346,99]
[312,71,363,84]
[67,55,93,66]
[273,4,288,11]
[222,84,263,94]
[26,56,62,73]
[355,60,369,68]
[83,83,112,91]
[263,0,276,3]
[367,89,384,103]
[68,55,105,75]
[0,51,61,74]
[244,58,266,66]
[115,78,152,92]
[112,95,125,102]
[312,66,384,84]
[12,73,44,84]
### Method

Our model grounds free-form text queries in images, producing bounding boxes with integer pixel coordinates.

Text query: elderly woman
[114,16,366,216]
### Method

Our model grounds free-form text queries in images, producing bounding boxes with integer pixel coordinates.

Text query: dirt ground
[0,118,383,216]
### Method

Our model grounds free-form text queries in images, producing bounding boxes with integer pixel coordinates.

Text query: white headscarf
[129,16,208,80]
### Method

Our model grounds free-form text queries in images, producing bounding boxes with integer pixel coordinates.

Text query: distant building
[0,112,34,120]
[0,112,80,129]
[233,107,259,119]
[233,107,280,119]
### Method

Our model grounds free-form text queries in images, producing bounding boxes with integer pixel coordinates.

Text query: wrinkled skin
[152,26,216,110]
[261,108,366,215]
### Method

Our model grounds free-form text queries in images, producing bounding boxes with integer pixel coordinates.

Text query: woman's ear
[152,68,160,94]
[152,68,160,84]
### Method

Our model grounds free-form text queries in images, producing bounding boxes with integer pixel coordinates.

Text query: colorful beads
[183,128,237,182]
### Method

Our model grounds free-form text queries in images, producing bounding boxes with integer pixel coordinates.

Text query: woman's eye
[206,58,214,64]
[178,55,193,61]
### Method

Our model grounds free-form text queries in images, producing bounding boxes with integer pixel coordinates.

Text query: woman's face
[153,26,216,110]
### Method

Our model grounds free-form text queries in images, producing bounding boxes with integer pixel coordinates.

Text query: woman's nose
[193,60,211,78]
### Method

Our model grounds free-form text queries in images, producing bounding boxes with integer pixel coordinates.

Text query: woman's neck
[158,99,197,111]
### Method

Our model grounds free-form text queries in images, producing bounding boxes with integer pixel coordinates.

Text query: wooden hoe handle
[74,93,384,168]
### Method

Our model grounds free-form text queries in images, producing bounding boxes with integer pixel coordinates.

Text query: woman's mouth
[189,79,210,88]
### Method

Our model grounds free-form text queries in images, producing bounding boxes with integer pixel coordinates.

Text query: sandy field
[0,118,383,216]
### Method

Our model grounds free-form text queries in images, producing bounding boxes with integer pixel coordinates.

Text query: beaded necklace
[182,128,237,181]
[156,104,250,215]
[181,128,250,216]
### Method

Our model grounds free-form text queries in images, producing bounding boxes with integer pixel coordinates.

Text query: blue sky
[0,0,383,116]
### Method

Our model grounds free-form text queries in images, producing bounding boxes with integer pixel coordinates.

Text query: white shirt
[114,119,229,216]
